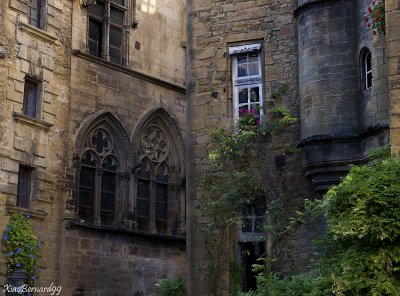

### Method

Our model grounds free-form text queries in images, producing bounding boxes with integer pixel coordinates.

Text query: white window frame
[364,50,372,90]
[230,44,263,128]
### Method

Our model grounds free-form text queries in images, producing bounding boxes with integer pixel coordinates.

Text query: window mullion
[149,179,156,231]
[93,168,102,224]
[104,1,111,61]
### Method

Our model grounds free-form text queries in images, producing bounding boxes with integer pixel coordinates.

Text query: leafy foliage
[2,213,41,286]
[365,0,385,35]
[156,276,186,296]
[198,83,298,294]
[249,156,400,295]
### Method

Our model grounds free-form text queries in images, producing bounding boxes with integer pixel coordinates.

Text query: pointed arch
[132,108,185,178]
[74,110,134,169]
[132,108,185,235]
[73,110,133,226]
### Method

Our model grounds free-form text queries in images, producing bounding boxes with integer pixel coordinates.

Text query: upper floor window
[87,0,127,64]
[230,44,263,127]
[78,128,120,225]
[23,77,42,118]
[28,0,46,29]
[361,49,372,90]
[17,166,33,209]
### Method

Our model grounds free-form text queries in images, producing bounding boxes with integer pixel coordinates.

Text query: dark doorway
[241,241,266,292]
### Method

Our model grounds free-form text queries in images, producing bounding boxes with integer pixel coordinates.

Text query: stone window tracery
[78,127,120,225]
[136,123,174,234]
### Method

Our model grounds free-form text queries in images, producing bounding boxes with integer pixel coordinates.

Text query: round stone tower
[295,0,389,191]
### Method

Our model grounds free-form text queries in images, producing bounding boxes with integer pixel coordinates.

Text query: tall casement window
[135,117,183,235]
[28,0,46,29]
[230,44,263,126]
[78,128,120,225]
[17,166,33,208]
[87,0,127,64]
[361,49,372,90]
[23,77,42,118]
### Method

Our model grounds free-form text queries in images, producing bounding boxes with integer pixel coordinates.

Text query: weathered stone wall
[0,0,72,288]
[386,1,400,154]
[186,0,315,294]
[71,0,186,86]
[63,0,188,294]
[60,225,186,296]
[358,0,389,130]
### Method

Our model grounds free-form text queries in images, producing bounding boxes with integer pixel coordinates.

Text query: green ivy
[198,83,298,294]
[250,156,400,295]
[156,276,186,296]
[2,213,41,286]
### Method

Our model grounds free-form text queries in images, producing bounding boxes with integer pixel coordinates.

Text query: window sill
[18,22,57,44]
[13,112,53,131]
[6,205,47,220]
[64,219,186,242]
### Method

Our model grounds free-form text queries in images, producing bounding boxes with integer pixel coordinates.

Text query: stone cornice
[18,22,57,44]
[64,219,186,242]
[71,50,186,94]
[293,0,344,18]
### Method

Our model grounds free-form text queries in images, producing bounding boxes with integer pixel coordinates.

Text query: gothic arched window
[136,121,181,234]
[78,128,120,225]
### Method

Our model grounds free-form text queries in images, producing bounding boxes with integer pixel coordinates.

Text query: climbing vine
[2,213,42,286]
[198,84,300,294]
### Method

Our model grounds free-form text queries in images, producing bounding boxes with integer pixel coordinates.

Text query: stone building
[0,0,398,295]
[0,0,187,295]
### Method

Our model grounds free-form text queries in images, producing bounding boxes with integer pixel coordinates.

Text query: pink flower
[373,30,377,35]
[364,16,369,22]
[372,0,376,4]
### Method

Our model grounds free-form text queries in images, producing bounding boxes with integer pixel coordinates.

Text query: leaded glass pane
[88,19,102,57]
[100,171,115,225]
[81,151,97,167]
[109,27,122,64]
[111,0,125,6]
[79,167,95,223]
[110,7,124,25]
[137,180,149,218]
[156,164,169,183]
[102,155,118,171]
[88,1,105,17]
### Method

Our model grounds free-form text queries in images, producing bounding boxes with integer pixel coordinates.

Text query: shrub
[156,276,186,296]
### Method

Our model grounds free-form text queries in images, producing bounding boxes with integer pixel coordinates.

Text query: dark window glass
[79,166,95,223]
[17,166,32,208]
[100,171,115,225]
[155,183,168,233]
[109,27,122,64]
[28,0,40,27]
[88,19,103,58]
[23,80,38,118]
[137,179,149,230]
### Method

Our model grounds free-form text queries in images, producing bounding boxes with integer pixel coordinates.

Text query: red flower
[373,30,377,35]
[367,23,372,28]
[368,6,373,13]
[375,17,380,22]
[372,0,376,4]
[375,9,380,14]
[364,16,369,22]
